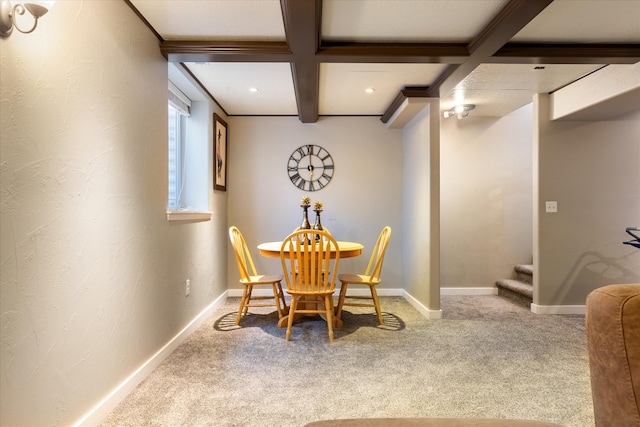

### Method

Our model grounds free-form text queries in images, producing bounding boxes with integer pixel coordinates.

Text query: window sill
[166,211,212,222]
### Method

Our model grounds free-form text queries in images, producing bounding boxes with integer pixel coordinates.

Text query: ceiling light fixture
[443,104,475,119]
[0,0,54,37]
[365,88,375,93]
[249,87,259,93]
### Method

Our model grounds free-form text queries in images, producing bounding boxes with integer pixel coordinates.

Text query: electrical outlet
[545,201,558,213]
[185,279,190,296]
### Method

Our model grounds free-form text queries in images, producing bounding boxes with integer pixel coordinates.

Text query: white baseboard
[231,287,500,319]
[227,288,245,297]
[531,304,586,315]
[228,288,589,316]
[74,292,229,427]
[402,290,443,319]
[372,288,404,296]
[228,287,405,297]
[441,287,498,295]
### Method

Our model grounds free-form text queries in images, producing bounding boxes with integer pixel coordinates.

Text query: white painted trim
[227,288,245,297]
[372,288,404,296]
[402,290,443,319]
[531,304,586,315]
[74,292,228,427]
[166,211,212,222]
[441,287,498,295]
[228,288,277,297]
[228,287,405,297]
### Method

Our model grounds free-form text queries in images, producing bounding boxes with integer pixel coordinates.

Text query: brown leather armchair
[586,284,640,427]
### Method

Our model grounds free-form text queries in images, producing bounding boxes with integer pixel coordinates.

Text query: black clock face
[287,144,334,191]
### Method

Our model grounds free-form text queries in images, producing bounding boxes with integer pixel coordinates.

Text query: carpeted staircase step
[496,264,534,306]
[496,279,533,298]
[496,278,533,306]
[514,264,533,284]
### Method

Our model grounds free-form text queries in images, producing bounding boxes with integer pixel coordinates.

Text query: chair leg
[236,285,250,325]
[243,285,253,316]
[325,295,334,343]
[276,282,289,314]
[335,282,348,321]
[370,285,383,325]
[286,296,298,341]
[272,282,285,319]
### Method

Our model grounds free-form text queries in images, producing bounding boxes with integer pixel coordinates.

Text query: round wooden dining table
[257,240,363,259]
[257,240,364,328]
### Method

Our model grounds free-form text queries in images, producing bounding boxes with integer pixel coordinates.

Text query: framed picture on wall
[213,113,227,191]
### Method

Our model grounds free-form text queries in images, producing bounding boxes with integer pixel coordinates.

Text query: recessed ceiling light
[365,88,375,93]
[249,87,259,92]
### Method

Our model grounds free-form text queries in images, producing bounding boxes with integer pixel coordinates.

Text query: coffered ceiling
[127,0,640,123]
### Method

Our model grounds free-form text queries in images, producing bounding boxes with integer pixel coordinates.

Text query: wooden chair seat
[337,273,379,283]
[241,274,284,285]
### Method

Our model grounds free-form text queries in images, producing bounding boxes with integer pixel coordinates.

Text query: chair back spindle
[282,230,339,293]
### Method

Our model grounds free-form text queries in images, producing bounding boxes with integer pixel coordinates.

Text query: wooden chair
[336,226,391,325]
[280,229,340,342]
[228,226,288,325]
[291,227,332,279]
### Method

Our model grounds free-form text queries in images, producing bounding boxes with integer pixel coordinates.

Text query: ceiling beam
[281,0,322,123]
[431,0,555,98]
[146,0,639,125]
[160,40,639,67]
[381,0,554,121]
[380,87,430,124]
[490,43,640,64]
[160,41,292,63]
[318,42,468,64]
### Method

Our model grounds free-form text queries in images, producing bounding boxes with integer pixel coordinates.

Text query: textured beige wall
[440,104,534,288]
[534,94,640,307]
[0,1,228,425]
[227,116,404,291]
[401,102,441,312]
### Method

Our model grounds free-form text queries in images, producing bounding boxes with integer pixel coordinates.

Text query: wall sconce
[0,0,54,37]
[443,104,476,119]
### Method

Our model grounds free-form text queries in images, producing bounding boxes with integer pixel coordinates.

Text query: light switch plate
[545,201,558,213]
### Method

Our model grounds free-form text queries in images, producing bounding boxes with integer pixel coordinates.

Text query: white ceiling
[129,0,640,121]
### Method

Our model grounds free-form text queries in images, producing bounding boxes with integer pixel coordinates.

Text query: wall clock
[287,144,334,191]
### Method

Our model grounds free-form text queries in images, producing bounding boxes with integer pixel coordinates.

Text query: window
[166,75,211,221]
[167,90,189,210]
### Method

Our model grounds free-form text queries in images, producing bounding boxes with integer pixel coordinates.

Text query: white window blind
[167,82,191,210]
[168,81,191,116]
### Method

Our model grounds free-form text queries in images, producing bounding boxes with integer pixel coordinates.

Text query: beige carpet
[99,295,593,427]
